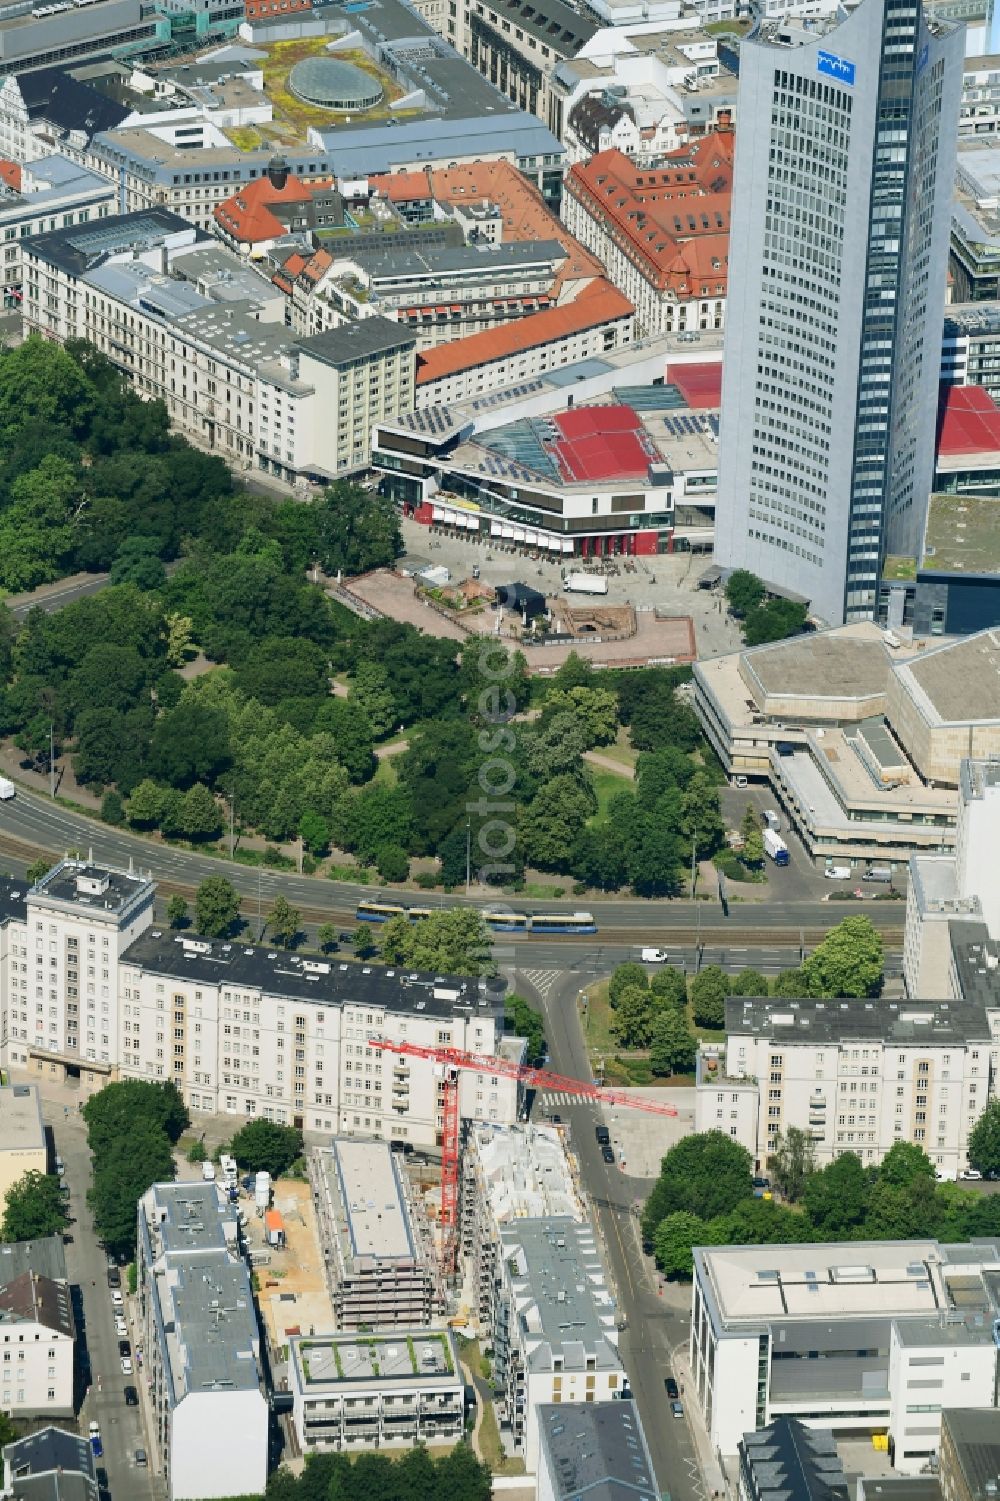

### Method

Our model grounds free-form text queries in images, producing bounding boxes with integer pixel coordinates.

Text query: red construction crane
[368,1037,679,1275]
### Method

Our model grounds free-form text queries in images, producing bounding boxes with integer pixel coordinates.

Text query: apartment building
[288,1329,464,1452]
[562,132,733,336]
[0,1085,45,1221]
[696,995,998,1178]
[690,1239,1000,1469]
[0,1240,74,1421]
[136,1180,267,1501]
[311,1139,438,1330]
[1,858,155,1089]
[462,0,596,134]
[461,1123,584,1329]
[0,154,114,310]
[940,1409,1000,1501]
[21,209,416,483]
[493,1217,623,1471]
[414,278,634,408]
[0,859,520,1140]
[536,1401,661,1501]
[2,1428,98,1501]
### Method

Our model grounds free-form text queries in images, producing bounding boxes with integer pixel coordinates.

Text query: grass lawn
[595,729,639,771]
[372,755,399,788]
[582,978,712,1086]
[476,1395,525,1476]
[521,880,568,899]
[587,762,633,822]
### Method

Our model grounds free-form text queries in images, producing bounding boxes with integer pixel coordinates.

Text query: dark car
[595,1125,611,1146]
[118,1340,131,1359]
[601,1144,615,1164]
[550,1113,562,1124]
[752,1176,771,1190]
[124,1386,138,1407]
[339,931,354,944]
[107,1267,121,1289]
[665,1377,679,1400]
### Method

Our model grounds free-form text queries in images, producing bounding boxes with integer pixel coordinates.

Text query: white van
[824,865,851,880]
[201,1161,216,1182]
[641,948,667,963]
[763,810,781,832]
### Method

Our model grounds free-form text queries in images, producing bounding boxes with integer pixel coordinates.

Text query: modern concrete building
[905,759,1000,997]
[288,1329,464,1452]
[461,1122,584,1329]
[0,1085,45,1223]
[311,1138,439,1330]
[2,1427,98,1501]
[0,1239,74,1420]
[691,1239,1000,1469]
[136,1180,268,1501]
[536,1401,661,1501]
[493,1217,624,1470]
[713,0,964,626]
[696,994,998,1177]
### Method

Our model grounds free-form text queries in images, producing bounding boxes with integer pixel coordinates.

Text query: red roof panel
[666,360,722,409]
[937,384,1000,458]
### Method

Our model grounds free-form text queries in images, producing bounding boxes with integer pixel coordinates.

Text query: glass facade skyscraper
[714,0,962,625]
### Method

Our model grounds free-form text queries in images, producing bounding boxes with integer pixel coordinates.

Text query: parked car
[135,1449,148,1468]
[664,1377,679,1399]
[107,1267,121,1289]
[114,1317,127,1337]
[124,1386,138,1407]
[595,1125,611,1146]
[601,1144,615,1164]
[120,1356,133,1376]
[671,1401,684,1419]
[959,1168,983,1180]
[111,1290,124,1308]
[118,1340,131,1359]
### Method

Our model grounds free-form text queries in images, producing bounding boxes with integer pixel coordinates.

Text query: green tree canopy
[725,569,766,617]
[649,1008,696,1077]
[690,966,728,1029]
[641,1131,753,1240]
[768,1126,815,1201]
[968,1100,1000,1177]
[1,1171,66,1242]
[379,908,491,976]
[609,963,649,1007]
[229,1120,303,1178]
[195,876,241,939]
[802,915,884,998]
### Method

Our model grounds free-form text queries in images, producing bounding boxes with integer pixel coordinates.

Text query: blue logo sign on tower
[817,48,856,84]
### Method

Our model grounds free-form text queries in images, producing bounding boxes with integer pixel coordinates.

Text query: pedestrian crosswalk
[540,1091,595,1108]
[519,968,561,998]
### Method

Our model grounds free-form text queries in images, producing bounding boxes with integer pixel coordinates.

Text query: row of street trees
[82,1080,188,1255]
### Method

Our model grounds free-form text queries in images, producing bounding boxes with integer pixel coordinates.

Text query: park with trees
[643,1130,1000,1279]
[0,340,735,899]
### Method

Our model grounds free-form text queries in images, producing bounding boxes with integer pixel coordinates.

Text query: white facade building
[493,1217,624,1471]
[137,1181,267,1501]
[0,860,519,1143]
[288,1329,464,1452]
[905,759,1000,997]
[695,995,998,1177]
[0,1240,74,1421]
[691,1239,1000,1471]
[0,155,115,311]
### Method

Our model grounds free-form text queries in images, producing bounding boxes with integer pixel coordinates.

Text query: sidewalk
[671,1336,729,1499]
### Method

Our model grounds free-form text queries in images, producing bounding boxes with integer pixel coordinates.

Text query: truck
[219,1153,238,1188]
[254,1171,271,1211]
[763,829,790,866]
[563,573,609,596]
[0,778,14,801]
[763,809,781,833]
[264,1208,286,1248]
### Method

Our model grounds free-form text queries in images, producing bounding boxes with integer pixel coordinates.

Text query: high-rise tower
[713,0,962,624]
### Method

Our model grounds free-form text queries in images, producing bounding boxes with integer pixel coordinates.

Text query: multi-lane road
[0,785,905,963]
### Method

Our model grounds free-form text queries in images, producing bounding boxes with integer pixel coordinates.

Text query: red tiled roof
[550,405,661,482]
[370,170,434,203]
[565,131,734,292]
[416,278,633,385]
[0,160,21,191]
[214,170,333,245]
[937,384,1000,458]
[666,361,722,408]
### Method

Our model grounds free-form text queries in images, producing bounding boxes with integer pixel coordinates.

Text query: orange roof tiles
[415,278,633,386]
[565,130,734,293]
[370,170,434,203]
[214,169,334,246]
[0,160,21,191]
